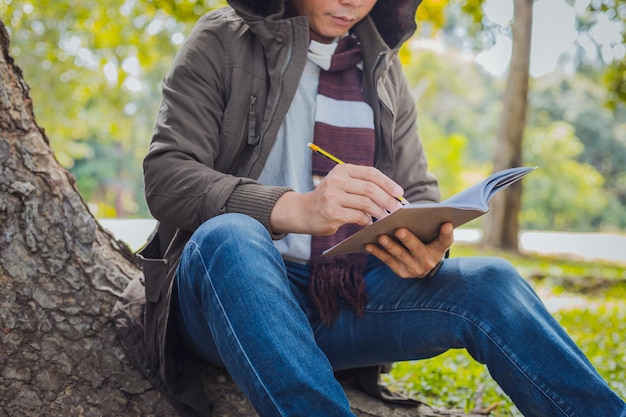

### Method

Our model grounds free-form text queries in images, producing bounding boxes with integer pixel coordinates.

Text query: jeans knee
[460,257,535,307]
[192,213,271,252]
[480,258,544,317]
[480,257,520,282]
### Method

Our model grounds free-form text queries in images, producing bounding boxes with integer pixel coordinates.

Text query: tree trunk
[0,19,484,417]
[481,0,533,251]
[0,19,177,417]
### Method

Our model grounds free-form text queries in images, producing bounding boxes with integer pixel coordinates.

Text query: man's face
[289,0,378,43]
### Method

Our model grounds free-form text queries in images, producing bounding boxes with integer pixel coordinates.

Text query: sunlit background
[1,1,625,416]
[478,0,624,77]
[1,0,624,233]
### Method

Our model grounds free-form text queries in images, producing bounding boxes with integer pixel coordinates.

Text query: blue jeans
[175,214,626,417]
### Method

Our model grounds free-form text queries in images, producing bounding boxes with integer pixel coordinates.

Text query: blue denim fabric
[175,213,626,417]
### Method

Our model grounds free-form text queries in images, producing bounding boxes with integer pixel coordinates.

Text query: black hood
[226,0,423,49]
[370,0,422,48]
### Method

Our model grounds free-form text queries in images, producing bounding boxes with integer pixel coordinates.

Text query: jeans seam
[198,247,287,417]
[364,306,571,417]
[182,242,203,307]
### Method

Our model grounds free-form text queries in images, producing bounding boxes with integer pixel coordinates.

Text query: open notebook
[323,166,536,256]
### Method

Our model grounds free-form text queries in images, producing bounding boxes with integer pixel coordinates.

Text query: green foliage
[383,244,626,416]
[405,47,501,165]
[418,117,469,197]
[2,0,625,231]
[0,0,224,216]
[403,36,626,233]
[570,0,626,108]
[528,74,626,229]
[522,122,609,231]
[604,60,626,109]
[416,0,454,32]
[387,351,518,415]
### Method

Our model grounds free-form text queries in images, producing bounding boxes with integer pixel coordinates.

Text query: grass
[382,243,626,416]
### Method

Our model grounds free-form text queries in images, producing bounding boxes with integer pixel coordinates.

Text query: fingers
[365,235,419,278]
[328,164,404,213]
[365,223,454,279]
[269,189,374,236]
[300,164,404,234]
[435,222,455,250]
[317,178,389,222]
[394,222,453,260]
[316,194,375,230]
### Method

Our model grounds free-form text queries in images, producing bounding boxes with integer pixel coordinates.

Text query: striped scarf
[309,36,376,325]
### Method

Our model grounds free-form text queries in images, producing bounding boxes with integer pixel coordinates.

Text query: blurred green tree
[530,73,626,229]
[2,0,624,232]
[571,0,626,108]
[0,0,226,217]
[403,7,625,233]
[522,122,609,230]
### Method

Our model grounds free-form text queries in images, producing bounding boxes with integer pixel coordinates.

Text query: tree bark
[0,18,174,417]
[0,19,483,417]
[481,0,533,251]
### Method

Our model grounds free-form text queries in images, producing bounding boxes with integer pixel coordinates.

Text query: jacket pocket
[137,232,167,304]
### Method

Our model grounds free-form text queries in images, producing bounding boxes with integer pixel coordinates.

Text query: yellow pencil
[308,142,345,164]
[307,143,409,205]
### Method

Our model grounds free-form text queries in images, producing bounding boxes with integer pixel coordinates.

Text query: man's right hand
[269,164,404,236]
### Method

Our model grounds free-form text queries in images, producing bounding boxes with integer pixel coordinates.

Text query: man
[139,0,626,415]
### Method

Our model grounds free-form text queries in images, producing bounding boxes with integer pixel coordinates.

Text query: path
[100,219,626,265]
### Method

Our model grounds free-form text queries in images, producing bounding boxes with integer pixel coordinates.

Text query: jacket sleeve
[387,55,440,205]
[143,16,291,235]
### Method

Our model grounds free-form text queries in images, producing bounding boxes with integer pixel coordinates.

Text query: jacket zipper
[245,26,294,177]
[226,95,257,174]
[247,95,258,145]
[370,50,398,174]
[372,52,387,164]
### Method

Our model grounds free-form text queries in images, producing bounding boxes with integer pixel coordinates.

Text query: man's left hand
[364,222,454,278]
